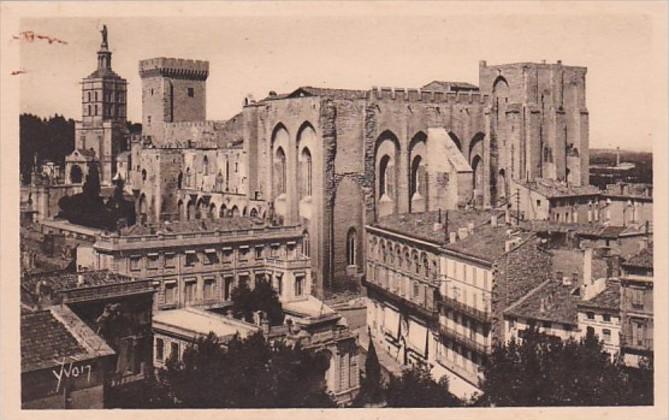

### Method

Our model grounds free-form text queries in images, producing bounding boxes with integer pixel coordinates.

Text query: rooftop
[21,306,114,372]
[421,80,480,92]
[519,178,600,198]
[623,245,653,269]
[153,307,259,339]
[495,238,554,311]
[85,68,125,80]
[120,217,268,236]
[446,224,533,262]
[283,295,338,320]
[578,280,620,312]
[522,220,627,239]
[22,270,135,294]
[373,209,503,246]
[505,279,580,326]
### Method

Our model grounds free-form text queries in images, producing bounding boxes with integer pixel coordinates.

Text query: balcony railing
[620,335,653,352]
[440,294,491,323]
[435,353,481,387]
[363,279,438,321]
[438,324,491,355]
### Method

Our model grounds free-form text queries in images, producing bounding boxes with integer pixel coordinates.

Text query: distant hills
[589,148,652,187]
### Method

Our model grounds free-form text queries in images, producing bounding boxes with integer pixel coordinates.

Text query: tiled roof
[421,80,480,92]
[578,280,620,312]
[21,310,86,372]
[522,221,625,239]
[446,224,533,262]
[288,86,369,101]
[495,238,554,310]
[85,68,124,80]
[120,216,267,236]
[623,246,653,269]
[520,178,600,198]
[21,307,115,372]
[373,209,503,246]
[505,280,580,325]
[22,270,135,296]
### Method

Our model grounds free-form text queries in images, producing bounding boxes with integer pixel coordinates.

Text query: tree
[478,327,654,406]
[384,364,460,407]
[157,332,336,408]
[353,334,385,406]
[230,279,285,326]
[82,160,101,199]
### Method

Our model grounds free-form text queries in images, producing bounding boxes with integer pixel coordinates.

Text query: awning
[409,319,428,356]
[204,248,216,253]
[185,250,196,254]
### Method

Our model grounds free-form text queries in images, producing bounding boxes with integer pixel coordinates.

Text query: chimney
[449,231,457,244]
[583,248,593,286]
[261,319,270,336]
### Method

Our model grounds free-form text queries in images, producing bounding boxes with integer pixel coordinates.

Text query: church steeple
[97,24,112,71]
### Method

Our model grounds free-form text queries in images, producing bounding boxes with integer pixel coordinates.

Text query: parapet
[369,86,488,105]
[139,57,209,80]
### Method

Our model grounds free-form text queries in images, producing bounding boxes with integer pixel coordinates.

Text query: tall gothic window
[301,147,313,197]
[347,228,357,267]
[302,231,310,257]
[379,155,393,198]
[410,155,423,198]
[274,147,287,195]
[203,155,209,176]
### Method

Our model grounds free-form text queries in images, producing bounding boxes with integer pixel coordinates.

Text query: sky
[18,13,656,152]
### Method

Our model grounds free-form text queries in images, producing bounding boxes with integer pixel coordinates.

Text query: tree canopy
[156,332,336,408]
[384,364,460,407]
[477,327,653,406]
[20,113,74,183]
[230,278,285,325]
[58,163,135,230]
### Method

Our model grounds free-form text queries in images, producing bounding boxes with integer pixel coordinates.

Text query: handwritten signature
[12,31,67,45]
[51,359,92,393]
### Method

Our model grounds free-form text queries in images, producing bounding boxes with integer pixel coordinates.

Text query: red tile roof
[120,216,268,236]
[623,245,653,269]
[21,310,87,372]
[505,280,581,326]
[577,280,620,312]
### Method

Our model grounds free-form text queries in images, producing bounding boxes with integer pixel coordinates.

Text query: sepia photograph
[0,1,667,418]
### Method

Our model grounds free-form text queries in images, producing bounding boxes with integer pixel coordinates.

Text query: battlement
[139,57,209,80]
[164,120,220,129]
[369,87,489,105]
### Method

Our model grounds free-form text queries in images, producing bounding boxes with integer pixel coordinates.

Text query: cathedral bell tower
[66,24,129,186]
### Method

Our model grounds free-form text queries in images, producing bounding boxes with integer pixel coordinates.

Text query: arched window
[231,206,239,217]
[185,168,192,188]
[219,204,227,218]
[300,147,313,197]
[347,228,357,267]
[250,208,258,217]
[70,165,83,184]
[142,169,147,182]
[410,155,422,198]
[203,155,209,176]
[177,200,184,221]
[274,147,287,195]
[177,172,183,189]
[225,160,230,191]
[379,155,392,198]
[302,231,310,257]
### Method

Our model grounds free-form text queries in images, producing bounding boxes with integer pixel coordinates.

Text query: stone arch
[375,130,401,217]
[250,207,258,218]
[208,202,216,219]
[177,200,184,221]
[297,122,317,200]
[230,205,239,217]
[333,176,365,287]
[448,131,463,152]
[271,123,290,201]
[186,200,195,220]
[219,203,227,218]
[471,155,484,206]
[70,165,83,184]
[138,193,148,224]
[469,132,485,162]
[409,131,428,213]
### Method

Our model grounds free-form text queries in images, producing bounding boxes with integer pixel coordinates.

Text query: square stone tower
[138,58,209,145]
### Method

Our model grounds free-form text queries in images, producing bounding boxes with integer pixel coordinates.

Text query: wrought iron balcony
[438,324,491,355]
[439,294,491,323]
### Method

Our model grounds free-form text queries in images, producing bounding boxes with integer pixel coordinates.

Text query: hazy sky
[19,14,655,151]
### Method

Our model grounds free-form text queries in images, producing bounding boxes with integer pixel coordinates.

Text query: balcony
[440,294,491,323]
[438,324,491,355]
[620,335,653,353]
[435,353,481,387]
[265,256,311,271]
[363,278,438,322]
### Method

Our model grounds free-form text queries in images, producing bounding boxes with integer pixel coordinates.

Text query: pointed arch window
[302,231,310,257]
[347,228,357,267]
[274,147,287,195]
[379,155,393,199]
[300,147,313,198]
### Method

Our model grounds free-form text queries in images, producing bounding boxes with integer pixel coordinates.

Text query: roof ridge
[504,278,552,314]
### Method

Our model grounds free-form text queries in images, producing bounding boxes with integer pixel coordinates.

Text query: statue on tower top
[100,24,108,49]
